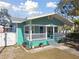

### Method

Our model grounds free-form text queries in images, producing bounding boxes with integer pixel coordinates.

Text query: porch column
[46,26,47,40]
[53,26,55,39]
[29,20,32,41]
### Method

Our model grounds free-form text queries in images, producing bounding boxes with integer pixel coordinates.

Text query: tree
[56,0,79,17]
[73,19,79,32]
[56,0,79,32]
[0,8,12,47]
[0,8,12,26]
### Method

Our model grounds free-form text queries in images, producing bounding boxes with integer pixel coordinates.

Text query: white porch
[24,24,61,42]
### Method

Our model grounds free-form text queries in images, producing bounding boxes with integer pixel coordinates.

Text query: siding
[17,22,25,45]
[31,17,64,25]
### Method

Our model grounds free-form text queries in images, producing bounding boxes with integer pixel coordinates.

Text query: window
[54,27,58,33]
[32,26,35,33]
[40,26,43,33]
[25,26,45,33]
[25,26,29,33]
[4,28,11,32]
[0,23,16,32]
[11,24,16,32]
[40,26,45,33]
[32,26,45,33]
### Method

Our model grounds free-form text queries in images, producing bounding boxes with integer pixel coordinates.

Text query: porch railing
[53,33,65,42]
[24,33,65,41]
[32,33,46,40]
[24,33,46,40]
[24,34,30,40]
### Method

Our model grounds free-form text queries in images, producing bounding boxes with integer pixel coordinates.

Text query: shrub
[65,32,79,43]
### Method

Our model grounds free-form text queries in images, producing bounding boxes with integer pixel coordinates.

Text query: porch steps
[47,39,58,45]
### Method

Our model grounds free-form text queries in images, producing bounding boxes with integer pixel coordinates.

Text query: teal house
[16,13,73,48]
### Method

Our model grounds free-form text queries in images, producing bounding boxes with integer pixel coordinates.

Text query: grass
[0,45,79,59]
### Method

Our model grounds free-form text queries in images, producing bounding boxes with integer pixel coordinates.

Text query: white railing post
[46,26,47,40]
[53,26,55,39]
[29,20,32,41]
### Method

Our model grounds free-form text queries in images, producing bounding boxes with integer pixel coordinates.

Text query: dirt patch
[0,45,79,59]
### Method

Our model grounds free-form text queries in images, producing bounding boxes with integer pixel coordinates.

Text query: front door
[47,27,53,39]
[47,26,60,45]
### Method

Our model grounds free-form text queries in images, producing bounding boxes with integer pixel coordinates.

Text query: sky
[0,0,60,18]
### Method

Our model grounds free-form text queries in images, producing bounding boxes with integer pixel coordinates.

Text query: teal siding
[24,40,48,48]
[26,21,30,24]
[17,22,26,45]
[31,17,64,25]
[31,40,48,47]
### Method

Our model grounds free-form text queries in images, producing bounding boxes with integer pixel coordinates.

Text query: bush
[65,32,79,43]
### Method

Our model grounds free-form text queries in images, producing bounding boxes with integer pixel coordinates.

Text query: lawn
[0,45,79,59]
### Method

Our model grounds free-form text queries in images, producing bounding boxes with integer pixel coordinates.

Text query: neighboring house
[0,17,24,46]
[0,13,73,48]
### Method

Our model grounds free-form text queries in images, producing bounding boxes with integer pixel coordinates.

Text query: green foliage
[64,25,71,30]
[65,32,79,42]
[73,20,79,25]
[57,0,79,16]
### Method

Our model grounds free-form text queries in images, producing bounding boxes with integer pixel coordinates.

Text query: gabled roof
[27,13,55,20]
[11,13,73,25]
[53,14,74,25]
[26,13,74,25]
